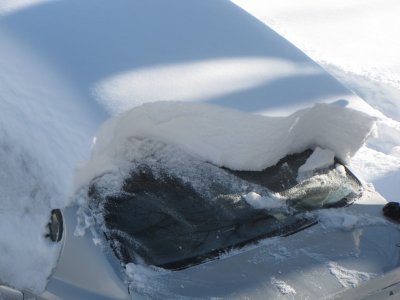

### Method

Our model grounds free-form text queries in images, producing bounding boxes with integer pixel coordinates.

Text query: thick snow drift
[0,24,99,293]
[76,102,375,190]
[0,0,394,296]
[0,134,61,293]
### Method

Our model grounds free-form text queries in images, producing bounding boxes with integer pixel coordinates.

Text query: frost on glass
[86,141,361,270]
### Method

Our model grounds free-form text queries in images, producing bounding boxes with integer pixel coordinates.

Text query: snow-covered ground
[1,0,400,296]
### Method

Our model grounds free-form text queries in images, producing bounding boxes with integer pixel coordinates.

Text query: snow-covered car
[3,146,399,300]
[13,107,399,300]
[1,1,400,300]
[39,103,398,300]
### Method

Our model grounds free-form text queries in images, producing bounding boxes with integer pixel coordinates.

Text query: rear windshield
[88,148,361,270]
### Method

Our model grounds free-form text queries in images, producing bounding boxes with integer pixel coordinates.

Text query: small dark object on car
[383,202,400,222]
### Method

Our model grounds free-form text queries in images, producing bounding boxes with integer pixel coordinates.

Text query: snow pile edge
[75,102,375,188]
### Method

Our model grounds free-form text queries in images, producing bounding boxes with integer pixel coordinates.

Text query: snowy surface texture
[244,192,283,210]
[0,27,98,292]
[76,102,374,189]
[0,136,61,293]
[232,0,400,202]
[231,0,400,107]
[0,0,399,296]
[297,147,335,181]
[271,277,296,295]
[315,208,389,232]
[328,262,374,288]
[93,57,319,115]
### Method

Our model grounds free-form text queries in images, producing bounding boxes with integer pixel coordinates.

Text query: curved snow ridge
[76,102,375,187]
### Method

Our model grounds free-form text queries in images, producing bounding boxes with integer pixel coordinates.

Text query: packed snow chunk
[316,209,388,231]
[297,147,335,181]
[328,262,374,288]
[76,102,375,187]
[271,277,296,295]
[244,192,284,209]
